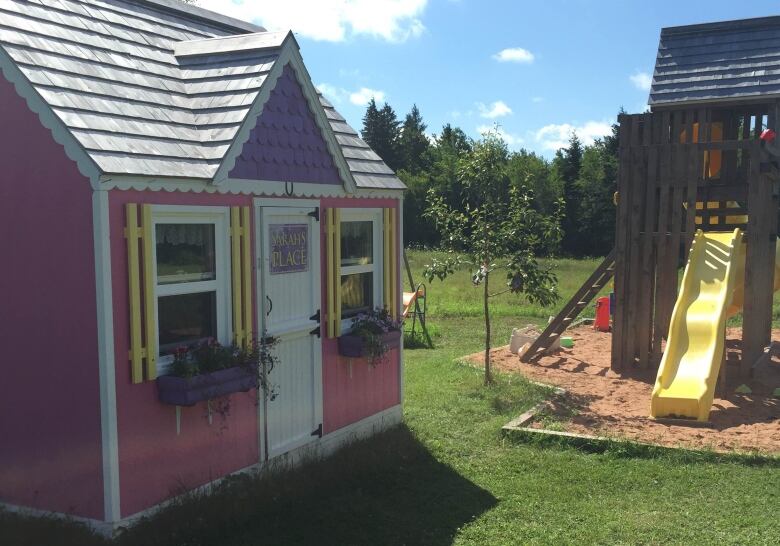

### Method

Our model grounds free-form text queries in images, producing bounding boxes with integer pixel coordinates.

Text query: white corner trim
[0,404,402,537]
[0,47,101,186]
[92,190,121,522]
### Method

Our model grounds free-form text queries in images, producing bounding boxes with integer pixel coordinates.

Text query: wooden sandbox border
[503,382,780,464]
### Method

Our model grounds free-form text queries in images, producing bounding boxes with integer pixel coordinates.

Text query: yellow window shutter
[125,203,157,383]
[125,204,144,383]
[230,206,254,348]
[141,205,157,380]
[392,207,398,318]
[241,206,253,347]
[383,208,398,318]
[230,207,244,347]
[326,208,342,337]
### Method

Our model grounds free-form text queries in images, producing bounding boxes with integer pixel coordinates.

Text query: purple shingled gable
[229,64,343,185]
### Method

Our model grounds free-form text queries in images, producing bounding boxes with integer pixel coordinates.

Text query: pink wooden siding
[319,197,401,433]
[108,190,260,518]
[0,76,104,519]
[110,193,401,516]
[229,64,342,185]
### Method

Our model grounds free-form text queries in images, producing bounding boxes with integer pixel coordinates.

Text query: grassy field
[3,253,780,545]
[405,249,607,322]
[405,249,780,326]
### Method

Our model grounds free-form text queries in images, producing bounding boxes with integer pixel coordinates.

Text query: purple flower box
[156,366,258,406]
[337,330,402,358]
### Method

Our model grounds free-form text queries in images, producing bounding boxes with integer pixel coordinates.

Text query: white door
[257,204,322,459]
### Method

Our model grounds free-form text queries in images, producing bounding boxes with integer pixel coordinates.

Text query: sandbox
[467,326,780,454]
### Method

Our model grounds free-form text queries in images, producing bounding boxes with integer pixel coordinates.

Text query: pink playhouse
[0,0,405,531]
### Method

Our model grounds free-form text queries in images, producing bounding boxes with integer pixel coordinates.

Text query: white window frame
[339,208,383,333]
[150,205,232,374]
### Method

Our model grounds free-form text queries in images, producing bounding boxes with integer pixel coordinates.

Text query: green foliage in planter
[350,307,402,367]
[169,336,281,401]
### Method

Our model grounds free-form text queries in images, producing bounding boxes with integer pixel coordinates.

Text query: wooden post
[742,139,776,378]
[611,114,634,371]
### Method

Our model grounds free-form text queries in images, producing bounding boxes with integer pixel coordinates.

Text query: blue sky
[199,0,777,156]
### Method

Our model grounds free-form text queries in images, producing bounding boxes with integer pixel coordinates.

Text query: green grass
[3,254,780,545]
[405,249,608,322]
[406,249,780,326]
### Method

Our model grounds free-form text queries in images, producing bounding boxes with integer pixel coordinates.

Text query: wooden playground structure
[524,105,780,387]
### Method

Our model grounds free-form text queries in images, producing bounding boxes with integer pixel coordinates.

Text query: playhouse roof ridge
[174,30,294,58]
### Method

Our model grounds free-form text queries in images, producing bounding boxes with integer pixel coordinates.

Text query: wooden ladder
[520,248,616,363]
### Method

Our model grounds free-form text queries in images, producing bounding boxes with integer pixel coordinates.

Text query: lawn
[3,254,779,545]
[404,249,780,326]
[404,249,607,322]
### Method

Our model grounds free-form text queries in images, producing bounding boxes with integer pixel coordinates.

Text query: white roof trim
[99,174,403,199]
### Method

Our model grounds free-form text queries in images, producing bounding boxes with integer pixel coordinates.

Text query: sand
[467,327,780,454]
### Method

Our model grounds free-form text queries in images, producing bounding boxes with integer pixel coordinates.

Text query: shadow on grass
[2,426,496,546]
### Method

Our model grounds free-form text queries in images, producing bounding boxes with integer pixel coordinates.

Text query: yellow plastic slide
[650,229,743,421]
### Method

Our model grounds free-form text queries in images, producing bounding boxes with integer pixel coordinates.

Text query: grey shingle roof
[319,94,405,189]
[650,16,780,107]
[0,0,404,190]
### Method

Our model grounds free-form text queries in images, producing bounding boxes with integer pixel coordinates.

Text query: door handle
[266,295,273,316]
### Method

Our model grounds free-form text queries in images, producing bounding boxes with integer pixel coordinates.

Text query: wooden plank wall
[610,106,777,373]
[742,103,779,375]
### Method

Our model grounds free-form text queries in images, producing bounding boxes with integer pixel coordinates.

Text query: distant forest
[360,98,621,258]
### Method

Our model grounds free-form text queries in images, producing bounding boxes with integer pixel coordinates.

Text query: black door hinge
[311,423,323,438]
[309,325,321,338]
[308,207,320,221]
[309,309,321,323]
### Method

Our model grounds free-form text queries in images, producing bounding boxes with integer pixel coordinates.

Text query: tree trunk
[483,267,493,385]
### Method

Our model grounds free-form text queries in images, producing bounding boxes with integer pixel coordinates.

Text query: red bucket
[594,296,611,332]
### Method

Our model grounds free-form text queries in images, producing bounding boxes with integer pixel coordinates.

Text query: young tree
[423,131,562,385]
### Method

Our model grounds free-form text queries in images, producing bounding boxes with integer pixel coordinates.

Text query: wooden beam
[611,115,633,371]
[742,140,776,378]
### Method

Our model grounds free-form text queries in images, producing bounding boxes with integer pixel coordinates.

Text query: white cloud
[349,87,386,106]
[198,0,427,42]
[493,47,535,63]
[534,121,613,152]
[630,71,652,91]
[316,82,346,103]
[531,96,544,103]
[317,83,385,106]
[477,124,524,147]
[477,100,512,119]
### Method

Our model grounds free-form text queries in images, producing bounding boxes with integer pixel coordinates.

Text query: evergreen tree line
[360,98,622,258]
